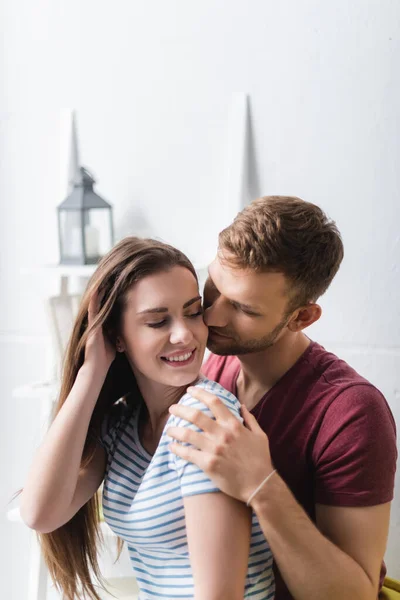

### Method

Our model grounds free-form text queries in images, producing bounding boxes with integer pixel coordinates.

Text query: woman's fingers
[87,290,101,326]
[85,289,116,372]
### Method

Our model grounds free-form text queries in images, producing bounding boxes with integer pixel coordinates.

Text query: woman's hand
[83,291,116,376]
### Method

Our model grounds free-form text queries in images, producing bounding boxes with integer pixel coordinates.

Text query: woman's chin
[165,370,200,387]
[158,359,202,388]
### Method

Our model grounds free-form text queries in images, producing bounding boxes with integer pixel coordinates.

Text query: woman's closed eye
[147,309,204,329]
[187,309,204,318]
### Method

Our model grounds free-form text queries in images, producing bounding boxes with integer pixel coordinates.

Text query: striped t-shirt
[100,376,274,600]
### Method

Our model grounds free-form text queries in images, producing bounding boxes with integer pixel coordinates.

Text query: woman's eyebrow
[183,295,202,309]
[137,295,201,315]
[137,307,168,315]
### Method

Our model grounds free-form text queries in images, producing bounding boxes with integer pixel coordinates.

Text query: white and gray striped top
[100,376,275,600]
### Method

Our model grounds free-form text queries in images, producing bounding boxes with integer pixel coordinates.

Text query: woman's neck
[133,369,198,435]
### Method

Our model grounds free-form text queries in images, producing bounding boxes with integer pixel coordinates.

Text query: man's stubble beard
[207,316,290,357]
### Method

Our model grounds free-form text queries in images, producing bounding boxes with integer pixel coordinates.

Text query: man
[166,196,397,600]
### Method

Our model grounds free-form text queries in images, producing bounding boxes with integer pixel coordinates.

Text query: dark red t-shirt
[203,341,397,600]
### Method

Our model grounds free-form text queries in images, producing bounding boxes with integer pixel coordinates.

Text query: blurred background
[0,1,399,598]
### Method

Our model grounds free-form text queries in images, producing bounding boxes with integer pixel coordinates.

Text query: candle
[69,227,83,257]
[84,225,100,258]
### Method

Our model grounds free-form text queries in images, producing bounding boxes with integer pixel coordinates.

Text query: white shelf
[20,264,97,277]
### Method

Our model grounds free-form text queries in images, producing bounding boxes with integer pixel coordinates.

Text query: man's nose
[204,298,228,328]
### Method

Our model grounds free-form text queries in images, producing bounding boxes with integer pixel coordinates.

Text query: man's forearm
[250,474,375,600]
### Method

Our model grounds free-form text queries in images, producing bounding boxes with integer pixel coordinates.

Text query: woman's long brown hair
[35,237,198,600]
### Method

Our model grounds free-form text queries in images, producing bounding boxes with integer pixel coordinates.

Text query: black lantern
[57,166,114,265]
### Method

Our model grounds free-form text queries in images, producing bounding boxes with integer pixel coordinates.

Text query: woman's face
[118,266,208,388]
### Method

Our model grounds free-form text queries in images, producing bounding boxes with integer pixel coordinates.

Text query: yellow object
[97,488,105,522]
[381,577,400,599]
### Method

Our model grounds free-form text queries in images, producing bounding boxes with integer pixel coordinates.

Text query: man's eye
[232,303,256,316]
[242,308,258,316]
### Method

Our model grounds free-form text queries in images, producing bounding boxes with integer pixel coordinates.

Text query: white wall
[1,1,399,597]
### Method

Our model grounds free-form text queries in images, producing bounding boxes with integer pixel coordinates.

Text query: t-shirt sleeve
[313,384,397,506]
[201,353,226,383]
[167,382,243,498]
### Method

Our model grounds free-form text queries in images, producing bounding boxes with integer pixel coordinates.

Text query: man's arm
[167,388,392,600]
[249,472,390,600]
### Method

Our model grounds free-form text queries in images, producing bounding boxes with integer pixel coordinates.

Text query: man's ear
[287,303,322,332]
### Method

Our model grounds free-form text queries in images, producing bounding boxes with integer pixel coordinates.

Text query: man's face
[204,254,293,356]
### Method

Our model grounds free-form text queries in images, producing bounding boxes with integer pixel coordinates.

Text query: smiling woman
[117,268,207,392]
[19,236,275,600]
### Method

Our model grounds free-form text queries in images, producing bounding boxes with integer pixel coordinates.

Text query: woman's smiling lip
[160,348,197,367]
[161,347,196,359]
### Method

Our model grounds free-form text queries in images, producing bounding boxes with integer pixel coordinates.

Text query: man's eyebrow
[137,295,202,315]
[207,275,261,314]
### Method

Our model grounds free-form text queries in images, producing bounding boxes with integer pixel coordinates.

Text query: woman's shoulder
[178,376,242,420]
[195,375,239,403]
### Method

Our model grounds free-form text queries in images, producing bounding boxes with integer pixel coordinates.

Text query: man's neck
[236,332,311,409]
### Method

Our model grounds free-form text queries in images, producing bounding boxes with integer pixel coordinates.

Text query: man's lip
[208,330,231,339]
[161,348,196,359]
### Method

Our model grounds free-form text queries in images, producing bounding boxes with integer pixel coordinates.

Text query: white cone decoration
[68,110,80,192]
[224,93,250,223]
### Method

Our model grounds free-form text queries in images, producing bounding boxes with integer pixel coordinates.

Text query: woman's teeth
[164,351,193,362]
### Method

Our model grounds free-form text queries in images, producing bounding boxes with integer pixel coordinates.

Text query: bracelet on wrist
[246,469,277,506]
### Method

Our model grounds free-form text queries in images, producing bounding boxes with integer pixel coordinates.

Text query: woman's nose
[169,322,194,345]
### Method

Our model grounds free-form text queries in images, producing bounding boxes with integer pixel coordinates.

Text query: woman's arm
[184,492,251,600]
[20,292,115,533]
[20,365,107,533]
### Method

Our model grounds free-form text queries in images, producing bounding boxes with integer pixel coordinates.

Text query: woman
[20,237,274,600]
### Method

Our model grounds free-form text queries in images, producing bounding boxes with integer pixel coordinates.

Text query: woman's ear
[115,338,125,353]
[106,325,125,352]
